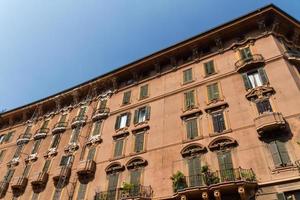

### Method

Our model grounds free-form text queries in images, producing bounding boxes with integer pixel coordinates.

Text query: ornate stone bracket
[25,153,38,164]
[245,85,275,101]
[85,135,102,147]
[64,143,79,154]
[43,148,58,159]
[7,157,19,168]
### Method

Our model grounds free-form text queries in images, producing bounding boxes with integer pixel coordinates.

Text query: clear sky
[0,0,299,111]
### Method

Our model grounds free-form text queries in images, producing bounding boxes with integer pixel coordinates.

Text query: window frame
[185,117,199,140]
[206,82,221,103]
[113,138,125,158]
[122,90,132,105]
[183,68,193,84]
[139,84,149,100]
[204,60,216,77]
[210,109,227,134]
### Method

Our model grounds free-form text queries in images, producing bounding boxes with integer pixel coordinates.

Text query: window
[42,160,51,172]
[140,84,149,99]
[183,68,193,83]
[268,139,291,167]
[91,121,101,136]
[256,99,273,114]
[113,139,124,158]
[70,127,81,143]
[3,169,15,182]
[242,68,268,90]
[23,164,31,177]
[207,83,220,102]
[184,91,195,110]
[59,114,67,123]
[78,106,87,119]
[277,191,300,200]
[41,120,49,129]
[217,151,234,181]
[99,99,107,109]
[0,135,5,144]
[31,139,42,154]
[0,149,6,162]
[13,145,23,159]
[115,113,131,130]
[187,156,202,187]
[87,146,96,160]
[134,132,145,153]
[107,173,119,199]
[50,134,61,149]
[60,155,73,166]
[185,118,198,140]
[204,60,215,76]
[239,47,252,60]
[122,91,131,105]
[130,168,142,186]
[3,131,14,143]
[211,111,226,133]
[76,183,88,200]
[134,106,150,124]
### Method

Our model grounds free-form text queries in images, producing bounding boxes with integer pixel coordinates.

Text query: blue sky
[0,0,299,111]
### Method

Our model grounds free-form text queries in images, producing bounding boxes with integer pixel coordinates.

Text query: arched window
[105,163,125,199]
[126,157,148,186]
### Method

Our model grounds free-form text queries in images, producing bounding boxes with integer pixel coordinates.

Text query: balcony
[92,108,110,121]
[95,185,153,200]
[172,168,256,200]
[34,128,49,140]
[71,115,87,128]
[77,160,96,178]
[85,134,102,146]
[235,54,264,72]
[254,112,286,136]
[284,50,300,65]
[52,122,68,134]
[0,181,9,198]
[52,166,71,183]
[16,133,32,145]
[31,172,49,188]
[11,176,28,193]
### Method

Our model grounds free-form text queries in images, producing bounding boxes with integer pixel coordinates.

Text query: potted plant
[170,171,187,192]
[201,165,220,186]
[121,182,134,197]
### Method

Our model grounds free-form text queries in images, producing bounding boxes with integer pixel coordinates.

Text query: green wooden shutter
[60,155,68,166]
[269,141,282,167]
[184,91,195,109]
[123,91,131,105]
[60,114,67,122]
[212,83,220,100]
[42,160,51,172]
[4,131,14,143]
[242,73,252,90]
[78,106,87,117]
[87,147,96,160]
[126,112,131,127]
[108,173,119,190]
[114,139,124,157]
[115,116,121,130]
[71,127,81,143]
[134,109,139,124]
[276,140,291,165]
[240,47,252,59]
[258,68,269,85]
[99,99,107,109]
[50,134,61,148]
[146,106,151,121]
[183,69,192,83]
[4,169,15,182]
[13,145,23,158]
[204,61,215,75]
[31,139,42,154]
[41,120,49,129]
[134,133,144,153]
[130,169,141,186]
[23,164,31,177]
[92,121,101,136]
[276,193,286,200]
[207,84,216,101]
[187,157,201,186]
[140,85,148,99]
[77,183,88,200]
[0,150,6,162]
[217,151,234,181]
[186,119,198,139]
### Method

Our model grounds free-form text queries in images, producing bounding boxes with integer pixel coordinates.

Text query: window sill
[112,131,129,140]
[209,129,232,137]
[132,123,150,133]
[204,72,217,78]
[109,155,125,162]
[182,79,195,86]
[271,165,298,174]
[182,136,204,144]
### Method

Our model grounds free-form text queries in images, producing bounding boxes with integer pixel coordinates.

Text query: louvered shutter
[41,120,49,129]
[92,121,101,136]
[212,84,220,100]
[276,140,291,165]
[5,169,15,182]
[42,160,51,172]
[78,106,87,117]
[191,119,198,139]
[207,85,213,101]
[183,69,192,83]
[126,112,131,127]
[99,99,107,109]
[134,133,144,153]
[140,85,148,99]
[114,140,123,157]
[31,139,42,154]
[258,68,269,85]
[115,116,121,130]
[146,106,151,121]
[77,183,88,200]
[0,150,6,161]
[60,114,67,122]
[269,141,282,167]
[134,110,139,124]
[108,173,119,190]
[242,73,252,90]
[217,151,234,181]
[186,120,192,139]
[276,193,286,200]
[205,61,215,75]
[123,91,131,105]
[130,169,141,186]
[188,157,201,186]
[60,156,68,166]
[23,164,31,177]
[51,134,60,148]
[87,147,96,160]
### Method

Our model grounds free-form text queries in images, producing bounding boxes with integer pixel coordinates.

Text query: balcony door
[107,173,119,200]
[187,156,202,187]
[217,151,234,181]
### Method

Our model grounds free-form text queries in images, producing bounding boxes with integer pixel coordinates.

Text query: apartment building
[0,4,300,200]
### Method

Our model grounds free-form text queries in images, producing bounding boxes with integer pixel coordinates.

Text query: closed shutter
[126,112,131,127]
[134,110,139,124]
[87,147,96,160]
[256,99,273,114]
[240,47,252,59]
[130,169,141,186]
[212,112,226,133]
[108,174,119,190]
[140,85,148,99]
[204,61,215,75]
[50,134,61,148]
[60,114,67,123]
[4,169,15,182]
[276,193,286,200]
[4,131,14,143]
[23,164,31,177]
[186,119,198,139]
[276,140,291,165]
[134,133,144,153]
[0,150,6,162]
[269,141,282,167]
[258,68,269,85]
[115,116,121,130]
[31,139,42,154]
[183,69,193,83]
[92,121,101,136]
[114,139,124,157]
[13,145,23,158]
[187,157,201,186]
[60,155,68,166]
[78,107,87,117]
[217,151,234,181]
[185,91,195,109]
[77,183,88,200]
[99,100,107,109]
[207,84,219,101]
[242,73,252,90]
[25,126,32,135]
[123,91,131,105]
[41,120,49,129]
[42,160,51,172]
[146,106,151,121]
[70,127,81,143]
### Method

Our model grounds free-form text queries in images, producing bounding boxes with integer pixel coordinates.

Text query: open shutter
[242,73,252,90]
[146,106,151,121]
[258,68,269,85]
[87,147,96,160]
[0,150,6,161]
[115,116,121,130]
[276,140,291,165]
[126,112,131,127]
[134,110,139,124]
[269,141,282,167]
